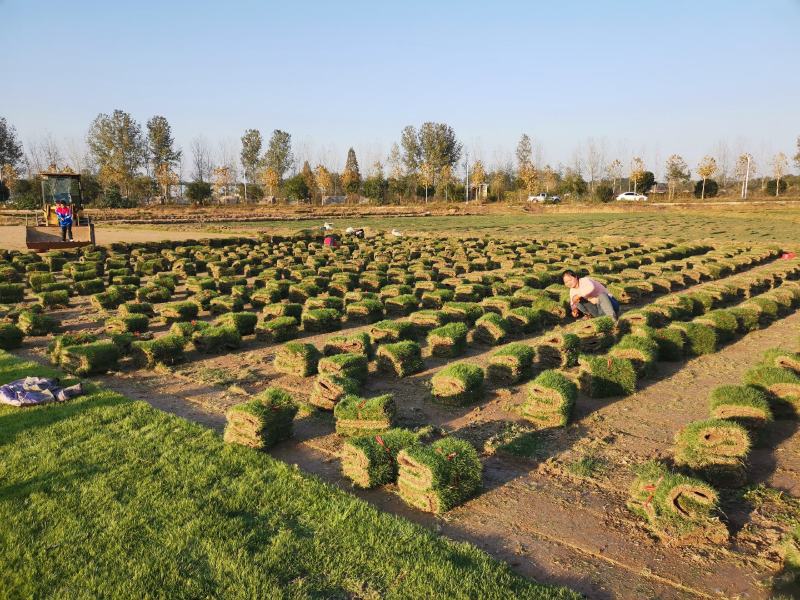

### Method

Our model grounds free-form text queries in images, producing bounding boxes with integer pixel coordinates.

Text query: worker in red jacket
[54,201,73,241]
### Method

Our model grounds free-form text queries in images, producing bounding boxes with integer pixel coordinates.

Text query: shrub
[522,370,577,427]
[427,322,469,358]
[487,343,535,384]
[593,183,614,203]
[376,341,424,377]
[223,387,298,449]
[274,342,321,376]
[431,363,485,406]
[693,179,718,199]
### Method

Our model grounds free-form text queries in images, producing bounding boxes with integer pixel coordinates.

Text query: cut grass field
[0,351,577,599]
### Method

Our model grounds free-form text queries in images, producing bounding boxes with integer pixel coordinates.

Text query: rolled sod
[341,428,420,488]
[521,369,577,428]
[90,289,124,310]
[760,348,800,374]
[334,393,396,437]
[409,309,448,331]
[322,332,372,358]
[47,332,97,364]
[427,322,469,357]
[169,320,209,339]
[376,341,424,378]
[254,316,299,342]
[158,301,199,324]
[310,373,361,410]
[649,326,686,361]
[191,325,242,354]
[301,308,342,333]
[384,294,419,316]
[60,340,121,376]
[397,437,482,514]
[223,387,298,450]
[318,353,369,384]
[627,461,728,546]
[431,363,485,406]
[618,308,668,330]
[506,307,545,334]
[709,385,773,427]
[131,334,186,367]
[534,332,580,369]
[741,297,780,325]
[214,311,258,336]
[487,343,535,384]
[694,309,739,344]
[345,299,384,323]
[441,301,484,326]
[262,302,303,320]
[674,418,751,486]
[727,306,761,333]
[105,314,150,334]
[17,311,58,336]
[369,320,417,344]
[609,334,659,377]
[0,283,25,304]
[672,321,719,356]
[36,290,70,308]
[743,365,800,413]
[209,295,245,315]
[119,301,155,317]
[0,323,24,350]
[274,342,321,377]
[578,354,637,398]
[472,313,510,345]
[421,289,454,309]
[567,316,616,353]
[481,295,514,315]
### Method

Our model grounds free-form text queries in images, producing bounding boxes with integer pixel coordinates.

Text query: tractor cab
[25,170,95,251]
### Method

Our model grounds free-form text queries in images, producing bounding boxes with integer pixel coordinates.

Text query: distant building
[321,195,346,205]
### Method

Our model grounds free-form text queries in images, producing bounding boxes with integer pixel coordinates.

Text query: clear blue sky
[3,0,799,176]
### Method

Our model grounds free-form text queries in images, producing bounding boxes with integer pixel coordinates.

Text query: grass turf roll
[0,323,24,350]
[578,354,637,398]
[105,314,150,334]
[262,302,303,320]
[158,301,199,323]
[672,321,719,356]
[345,299,384,323]
[648,326,686,361]
[376,341,424,377]
[384,294,419,316]
[254,316,299,342]
[506,307,545,334]
[431,362,485,406]
[534,332,580,368]
[322,332,373,358]
[627,461,728,546]
[310,373,361,410]
[191,325,242,354]
[727,306,761,333]
[709,385,773,427]
[223,387,298,449]
[609,334,659,377]
[743,365,800,414]
[274,342,321,376]
[566,316,616,353]
[674,418,751,486]
[487,343,535,384]
[119,301,155,317]
[47,332,97,364]
[427,322,469,357]
[397,437,482,514]
[60,340,121,376]
[409,309,448,331]
[472,312,510,345]
[17,311,58,336]
[36,290,70,308]
[522,369,577,427]
[318,352,369,383]
[0,283,25,303]
[760,348,800,374]
[209,295,246,315]
[301,308,342,333]
[369,320,417,344]
[214,311,259,336]
[341,428,420,488]
[694,309,739,344]
[131,334,186,367]
[442,301,484,326]
[334,393,396,436]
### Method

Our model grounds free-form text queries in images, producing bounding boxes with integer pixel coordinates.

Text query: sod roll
[431,363,485,406]
[274,342,321,376]
[709,385,773,427]
[334,393,396,436]
[674,418,751,486]
[486,343,535,384]
[376,341,424,377]
[223,387,298,449]
[521,369,577,427]
[578,354,637,398]
[341,428,420,488]
[427,322,469,358]
[310,373,360,410]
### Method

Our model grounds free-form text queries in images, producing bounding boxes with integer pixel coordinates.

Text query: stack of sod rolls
[191,325,242,354]
[318,352,369,384]
[119,301,155,317]
[628,461,728,546]
[376,341,424,377]
[301,308,341,333]
[486,343,535,384]
[671,321,719,356]
[567,316,616,352]
[608,334,659,377]
[60,340,121,376]
[17,311,58,336]
[48,332,97,364]
[322,332,372,357]
[534,332,580,368]
[744,364,800,416]
[157,301,199,323]
[36,290,70,308]
[274,342,321,376]
[255,316,298,342]
[472,313,509,345]
[105,314,150,334]
[397,437,482,514]
[341,428,419,488]
[223,387,298,449]
[0,323,24,350]
[310,373,360,410]
[442,301,484,325]
[673,419,751,486]
[427,322,468,357]
[369,320,416,344]
[431,363,484,406]
[578,354,637,398]
[214,311,258,336]
[521,370,577,427]
[408,309,448,332]
[505,307,545,333]
[334,394,396,436]
[709,385,773,428]
[345,298,384,323]
[131,334,186,367]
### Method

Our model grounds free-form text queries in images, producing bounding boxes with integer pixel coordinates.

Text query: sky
[3,0,800,177]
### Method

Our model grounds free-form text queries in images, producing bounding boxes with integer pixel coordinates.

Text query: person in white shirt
[562,269,620,321]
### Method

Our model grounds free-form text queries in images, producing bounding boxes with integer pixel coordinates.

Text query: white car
[616,191,648,201]
[527,193,561,204]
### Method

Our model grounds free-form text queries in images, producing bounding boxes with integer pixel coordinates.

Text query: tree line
[1,112,798,208]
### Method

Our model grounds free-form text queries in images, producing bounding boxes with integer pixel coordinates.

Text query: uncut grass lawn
[0,352,577,599]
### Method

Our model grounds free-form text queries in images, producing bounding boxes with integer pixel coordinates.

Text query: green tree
[146,116,181,174]
[593,183,614,203]
[301,161,316,202]
[363,163,388,204]
[341,147,361,195]
[400,125,420,174]
[264,130,293,181]
[283,174,309,201]
[87,109,146,197]
[185,180,212,204]
[0,116,24,170]
[240,129,262,202]
[696,155,717,200]
[665,154,690,201]
[418,122,462,171]
[693,179,718,198]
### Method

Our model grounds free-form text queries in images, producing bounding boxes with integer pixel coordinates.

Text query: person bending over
[562,269,620,321]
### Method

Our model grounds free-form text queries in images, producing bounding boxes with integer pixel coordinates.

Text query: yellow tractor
[25,170,95,251]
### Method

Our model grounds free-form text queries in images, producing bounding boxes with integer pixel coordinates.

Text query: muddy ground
[12,256,800,600]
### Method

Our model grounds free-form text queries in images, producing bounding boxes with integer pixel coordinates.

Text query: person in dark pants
[55,201,73,241]
[562,269,620,321]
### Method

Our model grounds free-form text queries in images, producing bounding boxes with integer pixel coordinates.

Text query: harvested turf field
[2,208,800,599]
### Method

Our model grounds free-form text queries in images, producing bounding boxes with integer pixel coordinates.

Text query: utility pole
[741,154,751,200]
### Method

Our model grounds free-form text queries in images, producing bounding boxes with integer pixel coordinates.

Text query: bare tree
[714,140,731,188]
[190,136,212,182]
[585,137,606,192]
